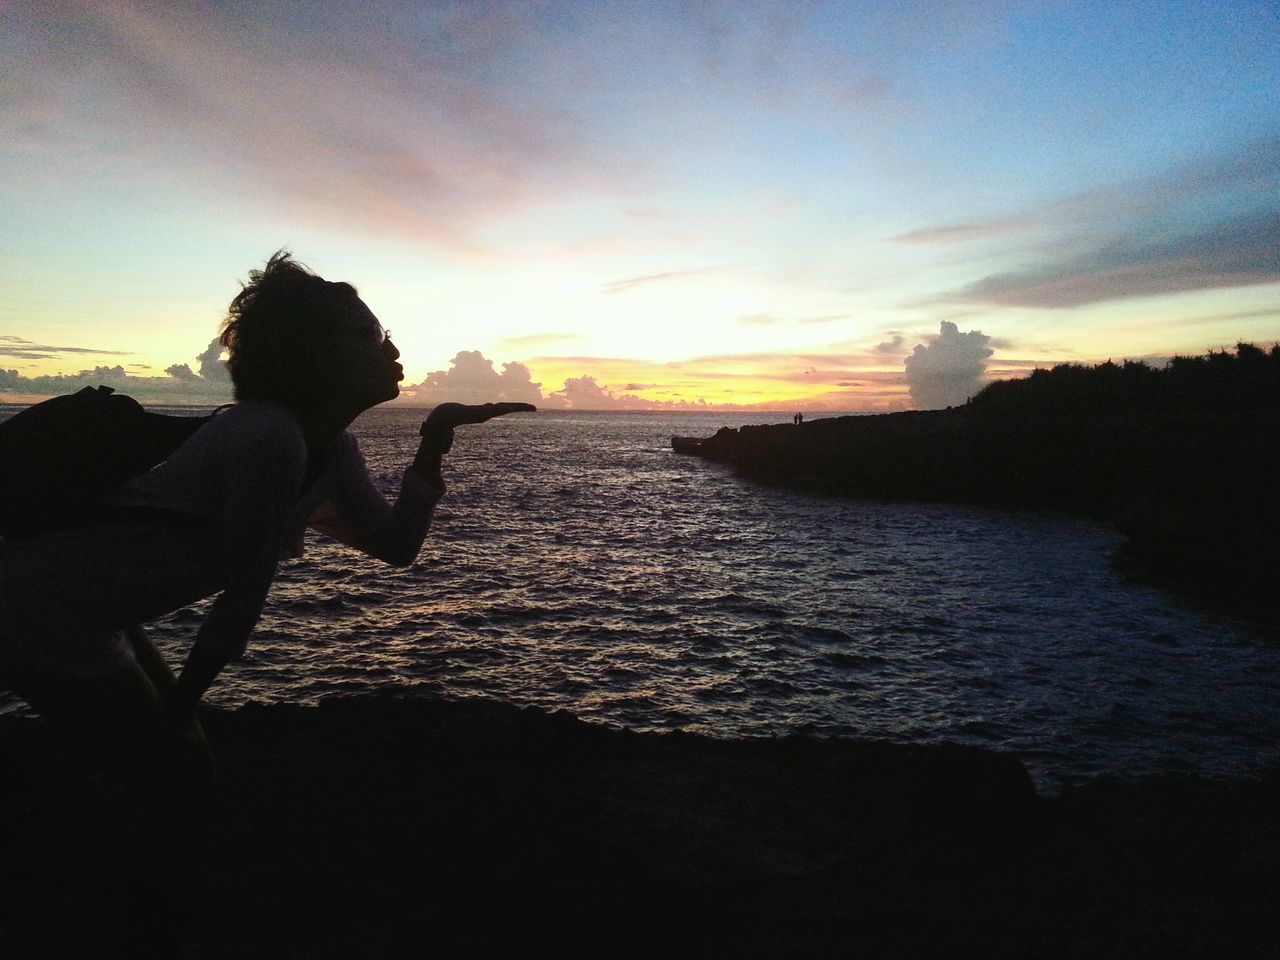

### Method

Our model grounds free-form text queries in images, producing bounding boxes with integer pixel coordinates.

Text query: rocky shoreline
[2,694,1277,958]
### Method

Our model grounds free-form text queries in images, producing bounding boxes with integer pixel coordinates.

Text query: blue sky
[2,0,1277,409]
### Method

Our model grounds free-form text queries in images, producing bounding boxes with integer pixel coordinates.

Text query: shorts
[0,535,140,681]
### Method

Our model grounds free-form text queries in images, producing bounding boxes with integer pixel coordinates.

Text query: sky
[2,0,1277,410]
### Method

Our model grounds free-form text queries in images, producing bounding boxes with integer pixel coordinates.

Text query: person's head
[221,251,402,412]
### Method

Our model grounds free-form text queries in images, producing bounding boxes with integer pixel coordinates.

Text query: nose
[383,337,400,361]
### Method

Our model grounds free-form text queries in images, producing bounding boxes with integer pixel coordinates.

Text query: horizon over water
[3,406,1278,792]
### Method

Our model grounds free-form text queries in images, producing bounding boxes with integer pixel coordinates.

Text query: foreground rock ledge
[2,694,1277,958]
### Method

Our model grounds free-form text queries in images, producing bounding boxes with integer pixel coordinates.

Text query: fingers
[423,402,536,429]
[483,402,537,419]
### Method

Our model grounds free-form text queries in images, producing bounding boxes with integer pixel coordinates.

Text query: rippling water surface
[8,406,1280,789]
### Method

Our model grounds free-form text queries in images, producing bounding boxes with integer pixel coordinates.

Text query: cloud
[737,312,782,326]
[735,311,848,327]
[1,339,234,404]
[548,375,639,409]
[402,351,687,410]
[896,138,1280,309]
[874,334,908,354]
[602,267,719,294]
[545,375,712,410]
[900,137,1280,253]
[401,351,544,405]
[11,3,622,251]
[398,347,912,411]
[196,338,231,382]
[891,222,1012,245]
[0,363,224,403]
[955,211,1280,309]
[497,332,583,351]
[904,322,993,409]
[0,336,131,362]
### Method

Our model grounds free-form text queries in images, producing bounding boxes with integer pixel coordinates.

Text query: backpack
[0,386,215,540]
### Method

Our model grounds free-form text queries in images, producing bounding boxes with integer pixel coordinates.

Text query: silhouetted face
[332,297,403,410]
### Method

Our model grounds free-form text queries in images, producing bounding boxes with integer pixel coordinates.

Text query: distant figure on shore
[0,251,533,953]
[793,412,804,425]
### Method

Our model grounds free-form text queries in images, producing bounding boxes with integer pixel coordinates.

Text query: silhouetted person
[0,251,533,955]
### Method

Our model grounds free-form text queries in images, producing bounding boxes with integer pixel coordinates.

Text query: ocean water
[5,406,1280,790]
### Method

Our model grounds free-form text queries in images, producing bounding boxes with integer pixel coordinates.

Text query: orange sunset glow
[2,2,1277,410]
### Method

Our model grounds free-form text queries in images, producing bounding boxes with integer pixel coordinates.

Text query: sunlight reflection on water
[4,406,1279,790]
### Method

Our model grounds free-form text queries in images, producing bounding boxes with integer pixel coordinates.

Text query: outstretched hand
[422,402,536,432]
[418,403,536,455]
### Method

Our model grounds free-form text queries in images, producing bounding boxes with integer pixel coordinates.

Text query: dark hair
[220,251,360,406]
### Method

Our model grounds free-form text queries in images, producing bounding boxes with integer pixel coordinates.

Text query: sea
[4,405,1280,792]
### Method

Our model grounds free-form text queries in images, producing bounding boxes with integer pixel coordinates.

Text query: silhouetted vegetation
[675,344,1280,623]
[970,342,1280,416]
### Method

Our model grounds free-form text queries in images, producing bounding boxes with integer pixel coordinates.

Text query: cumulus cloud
[904,322,993,409]
[402,351,544,405]
[550,375,622,408]
[196,337,231,382]
[545,375,687,410]
[402,352,690,410]
[874,334,908,354]
[0,364,215,403]
[1,339,234,404]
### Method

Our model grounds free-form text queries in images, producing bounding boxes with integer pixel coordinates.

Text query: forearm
[411,445,445,489]
[412,424,452,488]
[168,645,228,715]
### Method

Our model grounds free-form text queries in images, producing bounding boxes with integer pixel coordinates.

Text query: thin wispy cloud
[497,332,584,350]
[602,267,720,295]
[0,336,131,361]
[891,222,1015,245]
[956,211,1280,309]
[14,3,619,251]
[736,313,782,326]
[734,312,847,327]
[4,4,1276,409]
[895,136,1280,261]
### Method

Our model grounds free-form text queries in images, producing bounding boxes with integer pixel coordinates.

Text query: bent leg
[125,625,217,785]
[4,658,210,958]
